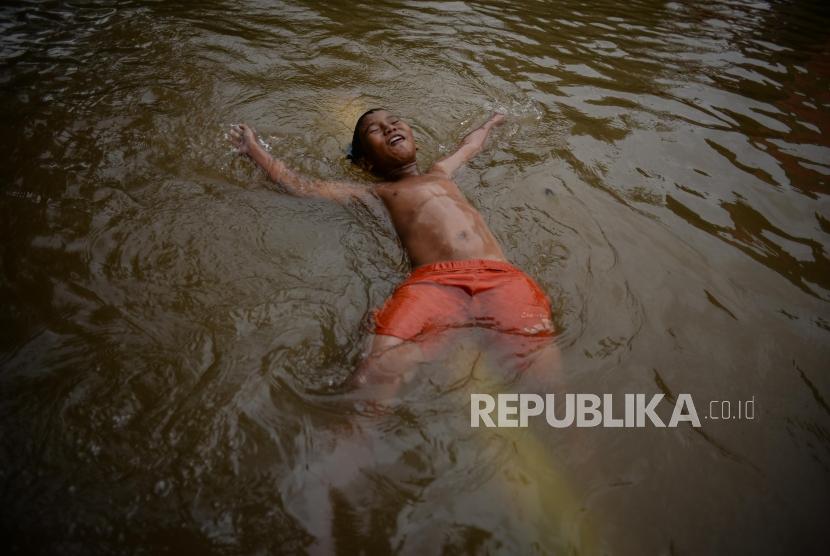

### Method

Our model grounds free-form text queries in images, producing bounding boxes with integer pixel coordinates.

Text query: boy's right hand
[229,123,258,155]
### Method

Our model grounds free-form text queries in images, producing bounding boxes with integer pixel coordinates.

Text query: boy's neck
[384,161,421,181]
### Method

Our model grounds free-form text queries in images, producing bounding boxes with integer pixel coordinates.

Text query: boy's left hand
[488,112,506,126]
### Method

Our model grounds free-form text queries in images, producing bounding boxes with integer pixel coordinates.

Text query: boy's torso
[374,174,506,267]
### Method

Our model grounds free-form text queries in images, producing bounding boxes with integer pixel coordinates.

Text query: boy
[229,109,555,380]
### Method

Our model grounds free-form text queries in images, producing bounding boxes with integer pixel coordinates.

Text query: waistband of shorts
[410,258,519,277]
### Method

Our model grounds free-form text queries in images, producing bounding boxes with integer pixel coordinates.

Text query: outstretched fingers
[228,124,241,148]
[228,123,254,154]
[489,112,506,126]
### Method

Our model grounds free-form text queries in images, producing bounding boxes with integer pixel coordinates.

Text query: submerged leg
[348,333,426,391]
[482,332,563,390]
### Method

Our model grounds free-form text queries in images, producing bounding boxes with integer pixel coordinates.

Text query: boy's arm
[229,124,373,204]
[428,112,505,178]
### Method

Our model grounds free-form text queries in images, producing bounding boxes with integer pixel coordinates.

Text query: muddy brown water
[1,0,829,554]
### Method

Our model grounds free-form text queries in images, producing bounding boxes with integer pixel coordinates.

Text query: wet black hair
[348,107,385,164]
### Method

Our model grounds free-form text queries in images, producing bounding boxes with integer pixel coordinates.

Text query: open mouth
[389,134,405,146]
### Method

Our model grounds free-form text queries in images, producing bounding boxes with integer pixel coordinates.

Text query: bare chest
[379,178,470,222]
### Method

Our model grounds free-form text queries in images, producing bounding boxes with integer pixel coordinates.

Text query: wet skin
[354,110,507,266]
[228,110,545,372]
[376,174,505,266]
[229,110,506,267]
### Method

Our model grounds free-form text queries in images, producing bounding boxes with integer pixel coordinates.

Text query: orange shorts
[374,259,554,341]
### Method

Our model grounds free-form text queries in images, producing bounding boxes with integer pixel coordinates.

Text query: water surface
[1,0,829,553]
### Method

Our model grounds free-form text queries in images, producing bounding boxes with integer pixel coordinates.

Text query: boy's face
[358,110,417,174]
